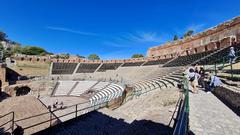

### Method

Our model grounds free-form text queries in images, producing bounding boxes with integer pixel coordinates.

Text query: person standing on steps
[198,67,205,89]
[187,68,200,93]
[228,47,237,64]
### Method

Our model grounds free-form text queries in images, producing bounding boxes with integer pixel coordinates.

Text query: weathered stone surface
[189,90,240,135]
[213,86,240,115]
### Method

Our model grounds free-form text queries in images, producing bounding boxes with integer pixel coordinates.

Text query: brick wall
[148,16,240,57]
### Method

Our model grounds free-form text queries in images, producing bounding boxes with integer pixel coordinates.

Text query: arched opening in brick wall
[21,57,24,61]
[205,45,208,51]
[15,86,31,96]
[216,41,220,49]
[194,48,198,54]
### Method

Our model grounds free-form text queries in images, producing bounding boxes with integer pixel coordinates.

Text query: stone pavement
[189,90,240,135]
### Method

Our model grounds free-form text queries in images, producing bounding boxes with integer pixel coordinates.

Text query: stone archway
[15,86,31,96]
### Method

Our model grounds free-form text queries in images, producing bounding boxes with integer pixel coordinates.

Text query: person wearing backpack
[188,68,200,93]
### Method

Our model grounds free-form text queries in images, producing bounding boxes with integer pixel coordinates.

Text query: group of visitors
[47,100,65,111]
[186,64,222,93]
[53,99,64,109]
[185,45,239,93]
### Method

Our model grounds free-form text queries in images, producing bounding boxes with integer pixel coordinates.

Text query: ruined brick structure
[147,16,240,58]
[0,63,8,88]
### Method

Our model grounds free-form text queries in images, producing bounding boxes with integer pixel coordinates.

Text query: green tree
[13,45,22,54]
[88,54,100,60]
[21,46,47,55]
[3,50,13,59]
[40,52,47,56]
[54,55,60,59]
[0,31,8,41]
[131,54,144,58]
[173,35,178,41]
[76,54,85,58]
[0,43,3,50]
[184,30,194,38]
[65,53,70,59]
[0,43,14,60]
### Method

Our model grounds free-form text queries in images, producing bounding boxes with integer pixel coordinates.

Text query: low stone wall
[213,86,240,116]
[107,85,134,110]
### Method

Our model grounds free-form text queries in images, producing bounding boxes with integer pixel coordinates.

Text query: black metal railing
[0,111,14,134]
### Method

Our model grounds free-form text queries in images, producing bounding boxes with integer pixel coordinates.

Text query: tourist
[188,68,200,93]
[60,101,64,109]
[55,99,58,105]
[198,67,205,89]
[194,63,200,73]
[228,47,237,64]
[207,72,222,93]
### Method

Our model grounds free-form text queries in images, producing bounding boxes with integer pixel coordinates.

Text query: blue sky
[0,0,240,59]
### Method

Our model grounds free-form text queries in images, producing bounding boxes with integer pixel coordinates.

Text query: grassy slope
[10,60,50,77]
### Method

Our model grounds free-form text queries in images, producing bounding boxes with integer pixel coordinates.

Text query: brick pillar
[0,63,8,89]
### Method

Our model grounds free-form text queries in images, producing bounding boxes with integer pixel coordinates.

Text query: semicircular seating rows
[51,80,124,106]
[89,83,124,106]
[132,68,185,94]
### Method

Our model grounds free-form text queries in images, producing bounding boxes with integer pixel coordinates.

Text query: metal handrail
[203,49,240,79]
[0,111,14,134]
[173,75,189,135]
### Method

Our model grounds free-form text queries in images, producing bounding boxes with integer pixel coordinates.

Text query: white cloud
[46,26,99,36]
[121,32,162,42]
[103,31,164,48]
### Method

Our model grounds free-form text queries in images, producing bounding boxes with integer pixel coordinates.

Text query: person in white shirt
[228,47,237,64]
[207,72,222,92]
[187,68,200,93]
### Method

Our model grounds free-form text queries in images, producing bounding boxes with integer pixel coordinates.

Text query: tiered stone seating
[53,81,77,96]
[90,83,124,105]
[52,81,113,97]
[52,63,78,74]
[80,65,161,83]
[142,58,172,66]
[197,44,240,65]
[76,63,101,73]
[132,68,184,94]
[122,62,144,67]
[97,63,122,72]
[69,81,98,96]
[91,82,110,91]
[163,51,214,67]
